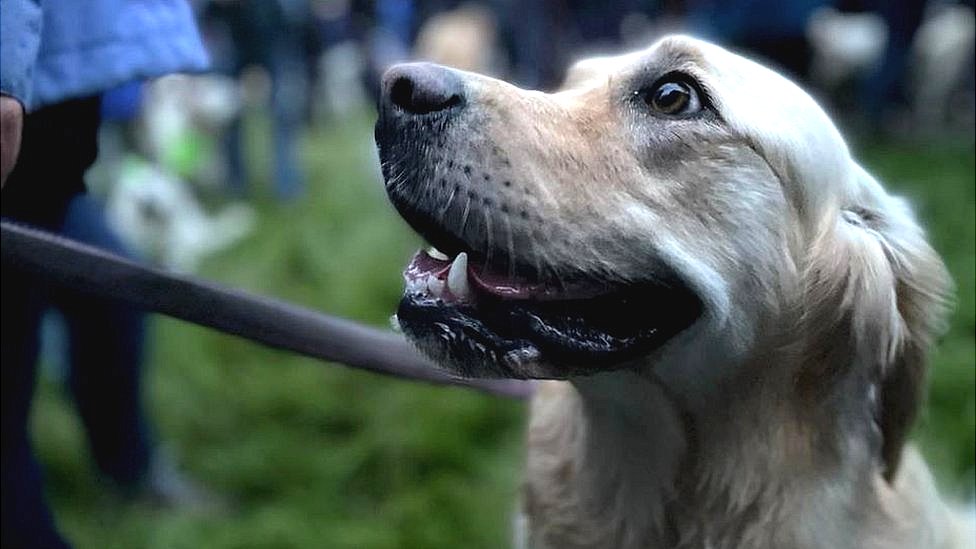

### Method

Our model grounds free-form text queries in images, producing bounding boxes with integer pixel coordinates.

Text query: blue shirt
[1,0,209,111]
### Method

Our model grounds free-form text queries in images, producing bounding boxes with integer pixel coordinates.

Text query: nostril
[386,64,465,115]
[390,76,415,111]
[435,93,463,113]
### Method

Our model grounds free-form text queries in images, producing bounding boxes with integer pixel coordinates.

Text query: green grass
[32,114,974,548]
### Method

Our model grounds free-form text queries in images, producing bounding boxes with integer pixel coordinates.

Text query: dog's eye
[642,79,701,116]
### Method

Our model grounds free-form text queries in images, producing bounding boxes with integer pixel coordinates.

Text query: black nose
[384,63,464,115]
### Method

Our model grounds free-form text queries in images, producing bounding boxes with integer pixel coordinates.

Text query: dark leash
[0,220,534,400]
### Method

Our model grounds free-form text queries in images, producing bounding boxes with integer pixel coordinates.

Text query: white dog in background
[106,158,254,273]
[100,74,255,272]
[375,35,973,548]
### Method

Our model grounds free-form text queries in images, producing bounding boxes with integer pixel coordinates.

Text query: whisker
[526,232,544,282]
[458,195,472,236]
[383,158,410,194]
[482,209,494,275]
[503,215,516,279]
[528,226,558,285]
[439,184,458,218]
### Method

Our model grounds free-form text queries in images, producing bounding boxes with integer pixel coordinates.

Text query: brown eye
[643,80,701,116]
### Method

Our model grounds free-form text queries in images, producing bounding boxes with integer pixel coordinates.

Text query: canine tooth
[389,314,402,333]
[427,247,450,261]
[427,276,445,297]
[448,252,470,299]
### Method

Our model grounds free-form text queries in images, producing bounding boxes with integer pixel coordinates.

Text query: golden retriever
[374,35,971,548]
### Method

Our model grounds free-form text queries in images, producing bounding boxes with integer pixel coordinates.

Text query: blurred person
[39,194,148,493]
[414,3,499,73]
[686,0,829,79]
[310,1,372,122]
[203,0,311,201]
[854,0,930,129]
[374,0,417,66]
[498,0,655,90]
[360,0,416,103]
[0,1,209,547]
[908,0,976,132]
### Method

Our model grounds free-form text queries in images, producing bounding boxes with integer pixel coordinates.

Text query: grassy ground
[32,113,974,548]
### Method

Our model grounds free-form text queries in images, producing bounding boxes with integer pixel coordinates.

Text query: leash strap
[0,220,533,399]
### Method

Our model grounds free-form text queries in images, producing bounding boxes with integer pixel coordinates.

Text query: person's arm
[1,0,42,186]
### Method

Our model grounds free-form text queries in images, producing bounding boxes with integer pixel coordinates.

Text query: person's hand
[1,95,25,187]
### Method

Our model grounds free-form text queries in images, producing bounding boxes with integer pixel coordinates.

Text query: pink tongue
[470,267,610,301]
[468,269,546,299]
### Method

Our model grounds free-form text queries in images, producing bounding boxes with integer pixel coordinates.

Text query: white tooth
[405,276,424,294]
[447,252,471,299]
[427,276,445,297]
[389,314,403,333]
[427,247,450,261]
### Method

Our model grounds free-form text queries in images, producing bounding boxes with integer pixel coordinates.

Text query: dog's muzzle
[374,64,702,379]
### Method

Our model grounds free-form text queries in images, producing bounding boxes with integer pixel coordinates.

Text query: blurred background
[27,0,974,547]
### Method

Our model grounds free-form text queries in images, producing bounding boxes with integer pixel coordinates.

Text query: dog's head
[375,36,950,466]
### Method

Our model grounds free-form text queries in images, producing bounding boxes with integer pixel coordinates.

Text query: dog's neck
[524,371,687,548]
[524,356,887,548]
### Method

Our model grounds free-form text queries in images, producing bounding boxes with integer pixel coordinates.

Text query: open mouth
[396,245,702,379]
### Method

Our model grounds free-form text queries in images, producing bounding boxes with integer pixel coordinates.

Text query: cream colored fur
[387,34,970,548]
[503,37,965,549]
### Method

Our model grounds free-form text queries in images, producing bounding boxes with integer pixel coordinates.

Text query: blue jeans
[54,194,151,488]
[2,98,150,549]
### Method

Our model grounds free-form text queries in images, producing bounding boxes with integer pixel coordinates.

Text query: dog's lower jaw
[520,365,957,549]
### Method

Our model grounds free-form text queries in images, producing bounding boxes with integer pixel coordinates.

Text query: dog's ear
[820,168,952,481]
